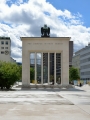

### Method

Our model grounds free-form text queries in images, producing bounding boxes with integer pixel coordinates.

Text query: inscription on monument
[28,43,63,45]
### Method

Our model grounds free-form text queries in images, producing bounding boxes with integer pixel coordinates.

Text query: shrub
[69,67,80,82]
[0,61,22,89]
[30,67,34,83]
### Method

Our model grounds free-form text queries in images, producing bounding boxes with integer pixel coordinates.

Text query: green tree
[69,67,80,82]
[0,61,22,89]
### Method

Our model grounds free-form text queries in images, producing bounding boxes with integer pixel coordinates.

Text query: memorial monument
[21,24,70,88]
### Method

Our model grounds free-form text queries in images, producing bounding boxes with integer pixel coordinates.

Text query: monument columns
[35,52,37,84]
[21,37,70,88]
[48,52,50,84]
[61,50,69,86]
[22,50,30,87]
[41,52,43,85]
[54,52,56,85]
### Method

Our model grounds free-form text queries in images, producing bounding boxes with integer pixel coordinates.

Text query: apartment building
[72,43,90,80]
[80,43,90,80]
[0,37,16,63]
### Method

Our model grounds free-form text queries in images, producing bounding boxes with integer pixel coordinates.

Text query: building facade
[21,37,70,87]
[80,44,90,80]
[69,41,73,67]
[0,37,16,63]
[72,43,90,80]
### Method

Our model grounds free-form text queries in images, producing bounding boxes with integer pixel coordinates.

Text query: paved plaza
[0,85,90,120]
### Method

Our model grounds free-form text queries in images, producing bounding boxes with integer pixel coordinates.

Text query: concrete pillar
[41,52,43,85]
[48,52,50,84]
[54,52,56,85]
[22,50,30,87]
[61,50,69,86]
[35,52,37,85]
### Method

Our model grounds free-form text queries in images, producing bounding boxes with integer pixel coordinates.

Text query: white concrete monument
[21,37,70,88]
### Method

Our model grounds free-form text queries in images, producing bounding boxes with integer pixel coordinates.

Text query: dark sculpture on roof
[41,24,50,37]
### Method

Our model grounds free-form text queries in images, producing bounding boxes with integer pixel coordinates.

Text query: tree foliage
[69,67,80,82]
[50,75,54,82]
[30,67,34,81]
[0,61,22,89]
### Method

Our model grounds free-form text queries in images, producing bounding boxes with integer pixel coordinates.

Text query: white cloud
[0,0,6,4]
[0,0,90,62]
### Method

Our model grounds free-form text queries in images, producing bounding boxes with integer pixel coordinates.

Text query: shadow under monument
[1,84,85,92]
[0,85,85,91]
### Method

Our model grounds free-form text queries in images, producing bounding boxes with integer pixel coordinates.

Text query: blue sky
[47,0,90,27]
[6,0,90,27]
[6,0,90,26]
[0,0,90,62]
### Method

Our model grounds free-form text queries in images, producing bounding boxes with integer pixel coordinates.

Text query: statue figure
[41,24,50,37]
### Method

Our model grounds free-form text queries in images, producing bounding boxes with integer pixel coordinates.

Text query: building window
[1,51,4,54]
[1,41,4,44]
[88,58,90,61]
[5,41,8,45]
[1,47,4,49]
[5,47,8,49]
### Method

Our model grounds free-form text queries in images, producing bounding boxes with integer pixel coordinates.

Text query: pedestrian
[80,82,82,87]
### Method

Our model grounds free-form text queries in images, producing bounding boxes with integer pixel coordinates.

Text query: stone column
[48,53,50,84]
[54,52,56,85]
[22,50,30,88]
[41,52,43,85]
[61,50,69,86]
[35,52,37,85]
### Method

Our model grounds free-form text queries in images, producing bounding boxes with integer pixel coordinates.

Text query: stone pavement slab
[0,91,73,105]
[77,105,90,114]
[60,92,90,105]
[0,104,90,120]
[0,90,90,120]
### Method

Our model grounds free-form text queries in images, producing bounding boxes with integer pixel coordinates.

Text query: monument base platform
[21,84,74,89]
